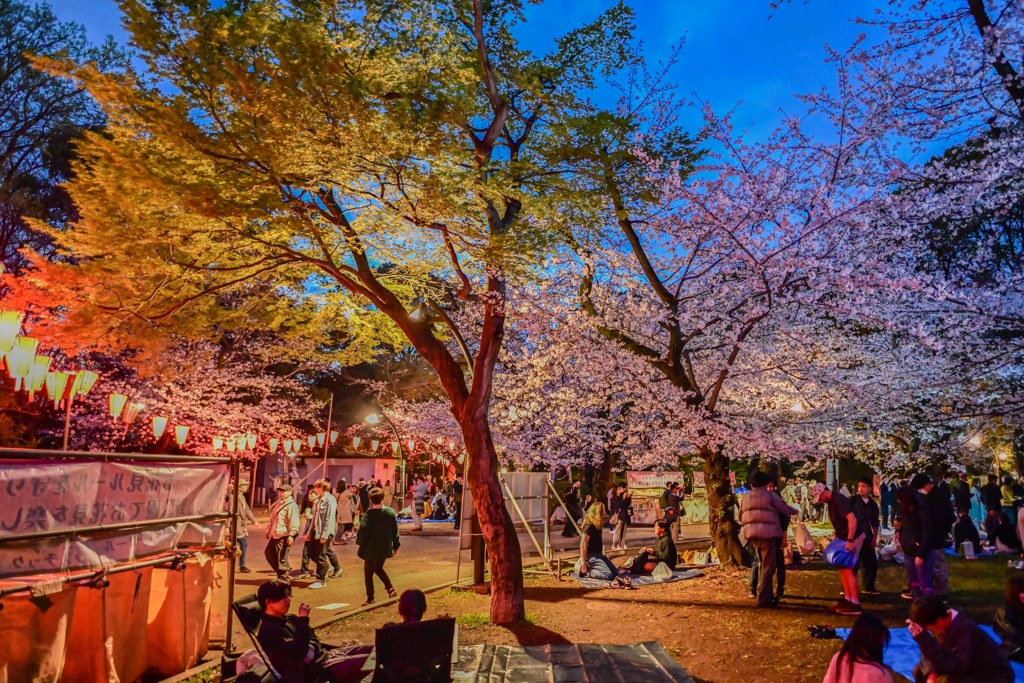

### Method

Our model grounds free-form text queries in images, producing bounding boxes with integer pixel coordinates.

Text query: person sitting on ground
[952,511,981,554]
[991,512,1021,554]
[908,594,1014,683]
[822,611,894,683]
[577,503,629,587]
[256,579,372,683]
[629,519,677,574]
[993,576,1024,662]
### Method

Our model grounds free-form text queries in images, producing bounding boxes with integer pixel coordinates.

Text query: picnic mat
[570,568,704,588]
[945,547,996,557]
[835,626,1024,682]
[449,642,696,682]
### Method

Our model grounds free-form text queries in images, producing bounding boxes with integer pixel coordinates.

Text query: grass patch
[179,668,217,683]
[457,612,490,630]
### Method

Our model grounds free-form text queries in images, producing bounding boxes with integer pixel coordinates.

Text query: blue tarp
[835,626,1024,682]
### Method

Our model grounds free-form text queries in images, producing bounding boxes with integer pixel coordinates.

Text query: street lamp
[365,410,409,509]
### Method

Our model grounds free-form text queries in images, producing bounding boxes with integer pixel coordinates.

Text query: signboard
[0,459,229,576]
[625,471,711,526]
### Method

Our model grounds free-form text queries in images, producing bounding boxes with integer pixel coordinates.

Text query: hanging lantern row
[0,309,100,406]
[211,430,339,456]
[108,392,191,447]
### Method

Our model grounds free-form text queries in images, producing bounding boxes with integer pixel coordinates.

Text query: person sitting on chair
[908,595,1013,683]
[256,579,371,683]
[628,519,677,574]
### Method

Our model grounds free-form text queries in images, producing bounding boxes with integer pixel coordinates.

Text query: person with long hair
[822,612,893,683]
[578,503,622,584]
[609,485,632,550]
[970,477,985,525]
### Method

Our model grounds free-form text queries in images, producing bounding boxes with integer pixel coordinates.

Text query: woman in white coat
[335,483,356,544]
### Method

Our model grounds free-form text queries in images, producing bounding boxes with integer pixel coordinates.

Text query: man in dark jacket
[982,474,1004,514]
[909,595,1014,683]
[629,520,677,574]
[914,474,953,597]
[852,478,881,595]
[949,473,971,515]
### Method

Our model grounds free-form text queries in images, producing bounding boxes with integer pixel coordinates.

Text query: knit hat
[811,482,827,503]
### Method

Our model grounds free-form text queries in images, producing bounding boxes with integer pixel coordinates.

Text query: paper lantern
[247,433,257,449]
[436,437,443,444]
[227,438,236,452]
[7,337,37,390]
[391,441,399,453]
[108,392,127,418]
[25,355,51,400]
[292,439,301,452]
[212,436,224,451]
[330,430,338,444]
[45,371,69,409]
[408,439,415,452]
[77,370,99,395]
[283,440,293,453]
[307,435,316,448]
[353,437,361,448]
[317,432,325,447]
[269,438,279,452]
[174,425,189,446]
[0,310,23,353]
[371,439,379,451]
[152,415,168,439]
[123,401,144,425]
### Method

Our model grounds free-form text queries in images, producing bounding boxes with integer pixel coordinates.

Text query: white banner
[0,459,229,575]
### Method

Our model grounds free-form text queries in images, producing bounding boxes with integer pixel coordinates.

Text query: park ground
[314,554,1014,683]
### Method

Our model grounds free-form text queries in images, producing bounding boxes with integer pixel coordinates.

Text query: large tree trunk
[594,449,619,510]
[461,413,525,624]
[702,447,746,567]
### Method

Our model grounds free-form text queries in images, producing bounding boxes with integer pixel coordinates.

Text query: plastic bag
[823,538,858,568]
[792,523,815,554]
[652,562,673,581]
[962,540,976,560]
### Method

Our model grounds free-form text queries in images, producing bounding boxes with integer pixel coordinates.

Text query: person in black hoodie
[909,595,1014,683]
[898,486,938,600]
[953,511,982,554]
[913,474,953,597]
[949,473,971,515]
[851,478,881,595]
[982,474,1003,514]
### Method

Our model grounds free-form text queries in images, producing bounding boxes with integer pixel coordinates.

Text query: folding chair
[371,618,456,683]
[221,593,280,683]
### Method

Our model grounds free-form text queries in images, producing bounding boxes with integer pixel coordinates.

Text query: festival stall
[625,470,735,526]
[0,449,236,682]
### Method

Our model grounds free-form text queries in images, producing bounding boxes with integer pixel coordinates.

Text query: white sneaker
[308,582,326,589]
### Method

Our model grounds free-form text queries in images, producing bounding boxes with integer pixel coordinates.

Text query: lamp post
[365,411,407,510]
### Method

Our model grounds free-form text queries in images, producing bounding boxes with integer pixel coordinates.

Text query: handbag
[609,512,620,525]
[823,537,858,569]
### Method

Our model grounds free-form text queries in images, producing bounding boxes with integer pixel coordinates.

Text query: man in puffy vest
[740,471,797,607]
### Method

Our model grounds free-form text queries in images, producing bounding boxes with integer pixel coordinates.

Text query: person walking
[296,487,320,580]
[740,471,798,607]
[452,474,464,530]
[879,476,892,530]
[233,480,260,573]
[357,478,371,516]
[609,485,632,550]
[561,481,584,538]
[356,487,400,606]
[852,478,881,596]
[306,478,342,589]
[265,483,300,579]
[335,483,355,545]
[812,483,864,615]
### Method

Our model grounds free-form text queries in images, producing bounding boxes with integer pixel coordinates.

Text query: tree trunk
[460,406,525,624]
[594,449,619,510]
[702,447,747,567]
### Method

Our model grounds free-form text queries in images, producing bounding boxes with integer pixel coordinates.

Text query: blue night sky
[45,0,882,141]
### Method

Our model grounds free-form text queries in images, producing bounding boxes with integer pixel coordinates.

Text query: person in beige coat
[740,471,798,607]
[334,483,357,545]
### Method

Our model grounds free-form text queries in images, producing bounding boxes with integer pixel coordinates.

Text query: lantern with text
[109,392,127,418]
[174,425,189,446]
[123,402,144,426]
[152,416,168,439]
[0,310,23,353]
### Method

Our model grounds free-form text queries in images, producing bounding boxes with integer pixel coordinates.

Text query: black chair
[222,593,279,683]
[371,618,456,683]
